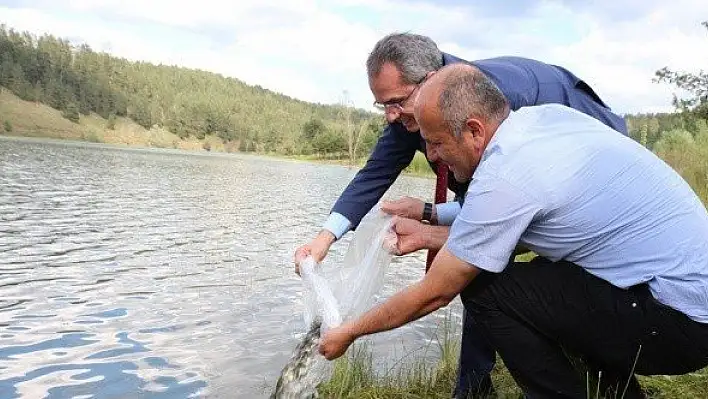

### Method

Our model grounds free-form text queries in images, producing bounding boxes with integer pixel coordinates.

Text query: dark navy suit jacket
[331,53,628,229]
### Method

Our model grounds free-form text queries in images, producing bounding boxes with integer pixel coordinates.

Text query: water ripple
[0,137,461,398]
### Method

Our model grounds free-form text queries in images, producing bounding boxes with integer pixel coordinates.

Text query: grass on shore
[405,151,436,177]
[318,317,708,399]
[285,151,436,178]
[318,314,522,399]
[319,254,708,399]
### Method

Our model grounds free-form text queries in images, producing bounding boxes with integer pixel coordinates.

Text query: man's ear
[464,117,487,151]
[465,117,485,139]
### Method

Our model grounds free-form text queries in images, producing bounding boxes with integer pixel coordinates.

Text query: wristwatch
[422,202,433,223]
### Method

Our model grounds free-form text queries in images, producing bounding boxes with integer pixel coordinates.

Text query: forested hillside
[0,24,383,161]
[1,22,707,202]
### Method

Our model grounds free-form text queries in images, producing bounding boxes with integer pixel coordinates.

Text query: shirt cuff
[322,212,352,240]
[435,202,461,226]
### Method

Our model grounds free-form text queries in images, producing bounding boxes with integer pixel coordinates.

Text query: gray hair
[438,67,509,138]
[366,32,443,84]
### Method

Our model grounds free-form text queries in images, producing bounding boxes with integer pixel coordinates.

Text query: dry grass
[0,87,88,140]
[0,87,228,152]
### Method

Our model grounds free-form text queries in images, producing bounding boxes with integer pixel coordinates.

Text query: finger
[294,247,310,264]
[294,248,310,276]
[380,201,397,214]
[393,244,403,256]
[382,232,398,253]
[390,216,402,231]
[396,238,417,256]
[391,216,414,233]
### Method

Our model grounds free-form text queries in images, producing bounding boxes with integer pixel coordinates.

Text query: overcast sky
[1,0,707,115]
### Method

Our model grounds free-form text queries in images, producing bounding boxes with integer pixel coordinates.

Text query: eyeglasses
[372,77,425,113]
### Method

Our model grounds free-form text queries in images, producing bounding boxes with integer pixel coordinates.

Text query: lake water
[0,136,464,398]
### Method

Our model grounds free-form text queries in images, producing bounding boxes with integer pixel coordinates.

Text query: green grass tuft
[404,152,436,178]
[318,313,708,398]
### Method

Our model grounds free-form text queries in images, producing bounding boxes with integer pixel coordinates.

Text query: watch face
[423,202,433,221]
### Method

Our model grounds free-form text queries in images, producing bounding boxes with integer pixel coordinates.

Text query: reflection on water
[0,137,463,398]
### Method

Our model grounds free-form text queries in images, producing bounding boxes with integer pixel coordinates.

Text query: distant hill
[0,87,227,151]
[1,24,707,203]
[0,24,382,159]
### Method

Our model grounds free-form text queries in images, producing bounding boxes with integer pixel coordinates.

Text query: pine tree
[62,102,80,123]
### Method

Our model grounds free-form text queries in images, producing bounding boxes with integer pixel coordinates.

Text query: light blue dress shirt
[447,104,708,323]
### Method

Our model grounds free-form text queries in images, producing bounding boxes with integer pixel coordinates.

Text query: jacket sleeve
[330,123,420,229]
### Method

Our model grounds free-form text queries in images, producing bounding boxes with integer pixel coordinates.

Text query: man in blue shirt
[318,63,708,399]
[294,32,628,397]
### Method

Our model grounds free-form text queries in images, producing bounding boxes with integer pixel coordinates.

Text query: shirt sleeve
[322,212,353,240]
[435,202,461,226]
[447,176,541,273]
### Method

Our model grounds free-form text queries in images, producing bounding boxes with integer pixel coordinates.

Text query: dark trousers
[460,257,708,398]
[452,189,499,399]
[454,310,496,398]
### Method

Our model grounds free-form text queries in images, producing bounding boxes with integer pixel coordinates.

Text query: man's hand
[391,217,430,255]
[320,247,481,362]
[319,324,355,360]
[381,196,426,221]
[294,230,336,274]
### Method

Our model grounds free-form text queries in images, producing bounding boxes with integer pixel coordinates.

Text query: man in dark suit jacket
[294,32,628,398]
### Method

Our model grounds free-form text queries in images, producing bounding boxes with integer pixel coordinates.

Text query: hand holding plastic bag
[292,206,397,391]
[302,205,397,330]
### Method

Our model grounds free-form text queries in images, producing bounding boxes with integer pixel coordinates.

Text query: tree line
[1,22,707,198]
[626,21,708,202]
[0,24,382,163]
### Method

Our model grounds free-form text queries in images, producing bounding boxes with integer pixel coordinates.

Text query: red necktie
[426,162,448,271]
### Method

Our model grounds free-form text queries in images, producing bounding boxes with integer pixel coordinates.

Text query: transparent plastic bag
[302,205,397,331]
[300,257,342,331]
[281,205,396,396]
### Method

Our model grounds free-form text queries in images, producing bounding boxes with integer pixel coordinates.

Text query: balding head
[415,63,509,139]
[414,64,510,182]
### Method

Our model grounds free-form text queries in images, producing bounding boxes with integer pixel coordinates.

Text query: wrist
[421,224,434,249]
[422,202,433,223]
[343,321,361,341]
[317,229,336,245]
